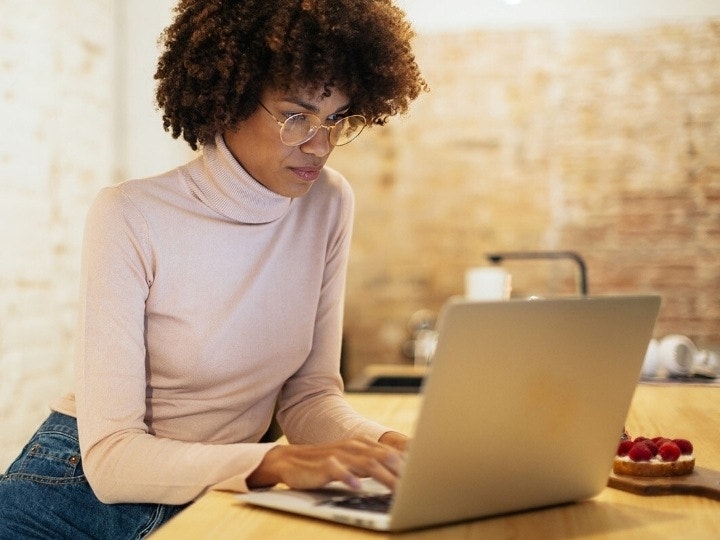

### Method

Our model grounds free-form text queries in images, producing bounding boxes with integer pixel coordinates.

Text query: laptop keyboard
[322,492,393,513]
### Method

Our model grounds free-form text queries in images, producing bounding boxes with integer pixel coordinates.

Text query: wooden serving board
[608,466,720,501]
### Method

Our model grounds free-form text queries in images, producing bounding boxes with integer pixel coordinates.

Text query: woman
[0,0,427,538]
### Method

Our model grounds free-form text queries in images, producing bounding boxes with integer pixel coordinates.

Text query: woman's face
[223,86,352,198]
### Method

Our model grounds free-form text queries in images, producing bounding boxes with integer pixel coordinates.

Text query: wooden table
[151,384,720,539]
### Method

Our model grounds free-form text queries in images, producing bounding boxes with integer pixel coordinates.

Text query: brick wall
[0,1,114,469]
[331,22,720,378]
[2,8,719,470]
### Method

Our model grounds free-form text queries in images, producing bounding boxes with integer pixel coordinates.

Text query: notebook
[237,295,661,531]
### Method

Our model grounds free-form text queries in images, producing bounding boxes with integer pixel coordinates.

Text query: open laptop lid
[387,294,661,530]
[239,295,661,532]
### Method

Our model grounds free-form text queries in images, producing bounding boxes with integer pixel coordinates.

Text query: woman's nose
[299,126,332,157]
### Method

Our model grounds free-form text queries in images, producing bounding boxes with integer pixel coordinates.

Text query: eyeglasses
[257,101,366,147]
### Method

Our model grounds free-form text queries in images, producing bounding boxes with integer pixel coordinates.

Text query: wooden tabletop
[151,384,720,539]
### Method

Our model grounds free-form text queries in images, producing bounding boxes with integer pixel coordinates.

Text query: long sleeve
[275,176,388,444]
[74,186,276,504]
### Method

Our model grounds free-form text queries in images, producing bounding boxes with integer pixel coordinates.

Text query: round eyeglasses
[257,101,366,147]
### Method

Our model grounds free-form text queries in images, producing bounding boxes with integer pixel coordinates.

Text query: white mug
[464,267,512,301]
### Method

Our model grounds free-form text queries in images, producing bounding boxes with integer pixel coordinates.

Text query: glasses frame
[257,101,366,147]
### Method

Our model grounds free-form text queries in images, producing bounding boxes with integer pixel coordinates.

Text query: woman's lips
[290,167,321,182]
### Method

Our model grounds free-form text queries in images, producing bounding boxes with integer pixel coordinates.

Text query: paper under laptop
[237,295,661,531]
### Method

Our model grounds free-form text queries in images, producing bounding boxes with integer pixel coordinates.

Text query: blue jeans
[0,412,188,539]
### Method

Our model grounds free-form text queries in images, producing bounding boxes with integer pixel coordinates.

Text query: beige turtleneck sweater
[51,134,389,505]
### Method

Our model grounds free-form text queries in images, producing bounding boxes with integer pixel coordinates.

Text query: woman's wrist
[246,446,284,489]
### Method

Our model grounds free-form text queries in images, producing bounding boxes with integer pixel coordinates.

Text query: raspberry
[617,440,634,456]
[642,440,659,456]
[652,436,670,446]
[658,441,681,462]
[633,436,648,443]
[673,438,694,455]
[628,441,653,461]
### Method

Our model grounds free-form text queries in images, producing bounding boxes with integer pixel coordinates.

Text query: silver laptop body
[238,295,661,531]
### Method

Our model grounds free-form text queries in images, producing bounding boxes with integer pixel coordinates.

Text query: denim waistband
[37,411,79,439]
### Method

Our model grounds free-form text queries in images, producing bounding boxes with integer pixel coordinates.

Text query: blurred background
[1,0,719,468]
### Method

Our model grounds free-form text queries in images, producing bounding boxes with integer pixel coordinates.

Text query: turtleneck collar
[185,133,293,224]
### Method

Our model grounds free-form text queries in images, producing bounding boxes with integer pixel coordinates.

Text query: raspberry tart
[613,436,695,477]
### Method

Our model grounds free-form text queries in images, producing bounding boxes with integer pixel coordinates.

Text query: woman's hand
[247,437,406,491]
[378,431,409,452]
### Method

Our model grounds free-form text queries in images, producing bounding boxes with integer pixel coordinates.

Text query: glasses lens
[279,113,367,146]
[280,114,320,146]
[331,116,366,146]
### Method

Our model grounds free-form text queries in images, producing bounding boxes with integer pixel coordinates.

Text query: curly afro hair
[155,0,428,150]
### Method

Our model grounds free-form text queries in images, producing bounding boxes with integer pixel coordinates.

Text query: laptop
[237,295,661,531]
